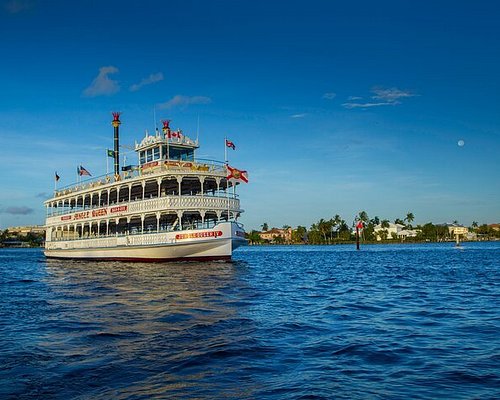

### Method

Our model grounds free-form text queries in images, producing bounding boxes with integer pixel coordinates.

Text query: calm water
[1,243,499,399]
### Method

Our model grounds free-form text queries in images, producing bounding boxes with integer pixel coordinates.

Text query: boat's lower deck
[44,221,246,261]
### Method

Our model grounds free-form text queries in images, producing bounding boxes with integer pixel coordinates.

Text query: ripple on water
[0,244,499,399]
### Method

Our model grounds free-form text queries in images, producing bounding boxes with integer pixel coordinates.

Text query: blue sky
[0,0,499,230]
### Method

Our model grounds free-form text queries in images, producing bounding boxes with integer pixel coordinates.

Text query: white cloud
[83,66,120,97]
[158,95,212,109]
[371,87,415,102]
[342,102,397,109]
[291,113,307,118]
[322,92,336,100]
[343,87,417,109]
[129,72,164,92]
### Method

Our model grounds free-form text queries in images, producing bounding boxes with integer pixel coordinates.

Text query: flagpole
[106,151,109,176]
[224,136,228,164]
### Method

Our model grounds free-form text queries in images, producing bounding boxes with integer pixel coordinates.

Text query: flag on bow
[226,165,248,184]
[225,139,236,150]
[79,165,91,176]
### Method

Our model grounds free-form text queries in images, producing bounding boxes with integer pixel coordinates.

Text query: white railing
[46,195,241,226]
[52,159,228,198]
[46,231,180,250]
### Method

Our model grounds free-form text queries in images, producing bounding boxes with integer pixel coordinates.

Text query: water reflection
[37,259,257,398]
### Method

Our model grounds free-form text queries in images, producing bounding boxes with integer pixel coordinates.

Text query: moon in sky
[457,140,465,147]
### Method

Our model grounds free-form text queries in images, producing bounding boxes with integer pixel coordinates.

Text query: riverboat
[44,113,248,261]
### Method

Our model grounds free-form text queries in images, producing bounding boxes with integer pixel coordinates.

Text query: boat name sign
[175,231,223,240]
[60,205,128,222]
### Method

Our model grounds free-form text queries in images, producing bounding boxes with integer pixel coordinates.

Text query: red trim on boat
[45,255,232,263]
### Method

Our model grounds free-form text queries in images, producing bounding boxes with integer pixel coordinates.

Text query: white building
[373,223,419,241]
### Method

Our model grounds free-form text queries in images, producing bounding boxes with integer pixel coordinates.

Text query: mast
[112,112,121,175]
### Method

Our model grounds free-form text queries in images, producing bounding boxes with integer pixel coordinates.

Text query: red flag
[356,220,364,229]
[225,139,236,150]
[226,165,248,184]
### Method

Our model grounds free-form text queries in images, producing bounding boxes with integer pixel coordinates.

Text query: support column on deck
[176,176,182,196]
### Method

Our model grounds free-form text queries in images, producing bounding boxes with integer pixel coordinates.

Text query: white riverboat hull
[44,222,246,262]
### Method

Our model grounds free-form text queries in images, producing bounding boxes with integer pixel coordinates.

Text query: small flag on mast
[225,139,236,150]
[79,165,91,176]
[55,172,60,181]
[107,149,115,158]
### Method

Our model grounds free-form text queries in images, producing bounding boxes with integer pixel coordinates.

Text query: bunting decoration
[226,165,248,184]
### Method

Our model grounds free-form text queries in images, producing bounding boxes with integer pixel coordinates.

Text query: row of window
[139,146,194,164]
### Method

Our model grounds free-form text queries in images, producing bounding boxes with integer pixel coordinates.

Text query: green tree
[261,222,269,232]
[338,220,351,241]
[417,222,436,241]
[292,226,307,243]
[381,219,390,229]
[405,212,415,228]
[317,218,331,243]
[394,218,404,225]
[331,214,342,240]
[358,211,369,223]
[363,221,375,241]
[247,230,262,245]
[273,235,285,244]
[308,223,323,244]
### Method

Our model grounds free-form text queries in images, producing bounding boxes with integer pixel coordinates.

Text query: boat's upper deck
[48,158,229,203]
[48,119,228,204]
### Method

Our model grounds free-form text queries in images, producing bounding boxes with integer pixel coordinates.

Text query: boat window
[154,147,160,160]
[146,149,153,162]
[140,151,145,164]
[162,145,167,159]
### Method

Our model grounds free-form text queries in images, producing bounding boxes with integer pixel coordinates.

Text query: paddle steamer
[44,113,247,261]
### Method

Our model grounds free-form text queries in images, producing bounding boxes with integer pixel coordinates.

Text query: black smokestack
[112,112,121,175]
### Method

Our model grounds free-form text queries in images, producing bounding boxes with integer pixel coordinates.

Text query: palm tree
[248,230,262,245]
[261,222,269,232]
[472,221,478,231]
[358,211,369,223]
[405,212,414,228]
[331,214,342,240]
[394,218,404,225]
[381,219,390,228]
[318,218,330,243]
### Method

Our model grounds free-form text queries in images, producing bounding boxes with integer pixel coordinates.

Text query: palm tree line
[246,211,498,244]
